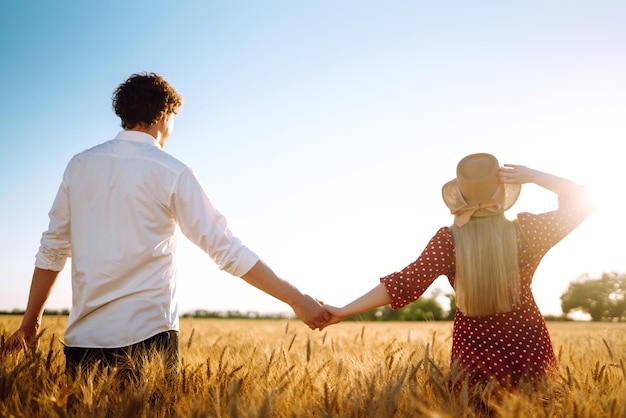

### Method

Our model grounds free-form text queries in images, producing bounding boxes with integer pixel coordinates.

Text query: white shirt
[35,131,259,348]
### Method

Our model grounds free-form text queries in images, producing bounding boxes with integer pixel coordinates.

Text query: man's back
[47,131,187,347]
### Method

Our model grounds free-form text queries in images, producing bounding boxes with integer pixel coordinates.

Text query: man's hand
[3,267,59,357]
[291,294,330,330]
[3,327,39,357]
[240,260,331,330]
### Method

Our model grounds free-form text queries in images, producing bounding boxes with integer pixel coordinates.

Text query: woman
[321,153,594,389]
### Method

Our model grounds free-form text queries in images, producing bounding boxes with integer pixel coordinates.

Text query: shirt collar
[114,130,161,148]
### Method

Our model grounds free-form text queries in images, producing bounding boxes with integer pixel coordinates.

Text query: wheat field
[1,316,625,417]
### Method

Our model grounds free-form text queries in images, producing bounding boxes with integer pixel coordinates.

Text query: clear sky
[1,1,625,318]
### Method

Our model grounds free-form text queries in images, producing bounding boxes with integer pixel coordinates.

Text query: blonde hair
[451,214,521,317]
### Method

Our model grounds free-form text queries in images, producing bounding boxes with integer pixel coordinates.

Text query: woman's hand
[500,164,586,196]
[498,164,535,185]
[318,283,392,331]
[318,305,348,331]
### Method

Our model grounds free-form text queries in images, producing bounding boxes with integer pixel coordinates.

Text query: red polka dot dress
[380,192,593,388]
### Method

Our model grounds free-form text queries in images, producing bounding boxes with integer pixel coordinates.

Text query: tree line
[560,272,626,322]
[2,272,624,321]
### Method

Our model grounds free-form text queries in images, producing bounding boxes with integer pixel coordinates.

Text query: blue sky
[1,1,625,317]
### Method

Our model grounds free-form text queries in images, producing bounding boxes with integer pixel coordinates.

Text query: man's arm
[241,260,329,329]
[3,267,60,353]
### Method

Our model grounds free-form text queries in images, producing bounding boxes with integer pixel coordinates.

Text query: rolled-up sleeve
[172,167,259,277]
[35,174,72,271]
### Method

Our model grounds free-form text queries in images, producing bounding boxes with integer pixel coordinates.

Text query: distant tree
[561,272,626,321]
[445,294,457,320]
[43,308,70,316]
[180,309,291,320]
[404,298,445,320]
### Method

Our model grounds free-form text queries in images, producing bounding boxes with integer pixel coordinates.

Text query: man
[4,72,329,378]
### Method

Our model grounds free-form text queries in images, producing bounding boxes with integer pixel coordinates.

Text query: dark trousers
[63,330,180,382]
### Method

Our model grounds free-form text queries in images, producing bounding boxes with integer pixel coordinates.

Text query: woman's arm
[320,283,391,330]
[499,164,581,194]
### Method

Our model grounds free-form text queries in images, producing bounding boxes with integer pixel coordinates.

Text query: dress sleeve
[517,184,594,258]
[380,227,455,310]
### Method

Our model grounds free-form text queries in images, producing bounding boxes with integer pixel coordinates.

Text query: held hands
[315,283,392,330]
[291,294,331,330]
[291,296,348,331]
[318,305,348,331]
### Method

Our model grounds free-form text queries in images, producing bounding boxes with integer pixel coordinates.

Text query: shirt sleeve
[517,184,594,258]
[171,167,259,277]
[35,167,73,271]
[380,227,455,310]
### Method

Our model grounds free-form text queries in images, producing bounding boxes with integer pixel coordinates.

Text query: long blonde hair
[451,214,521,317]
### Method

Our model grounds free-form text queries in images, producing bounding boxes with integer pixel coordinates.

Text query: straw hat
[442,153,521,227]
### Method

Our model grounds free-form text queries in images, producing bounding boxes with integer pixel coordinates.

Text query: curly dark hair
[112,72,183,130]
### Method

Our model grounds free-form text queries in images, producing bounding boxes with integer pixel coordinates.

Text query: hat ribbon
[452,199,501,227]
